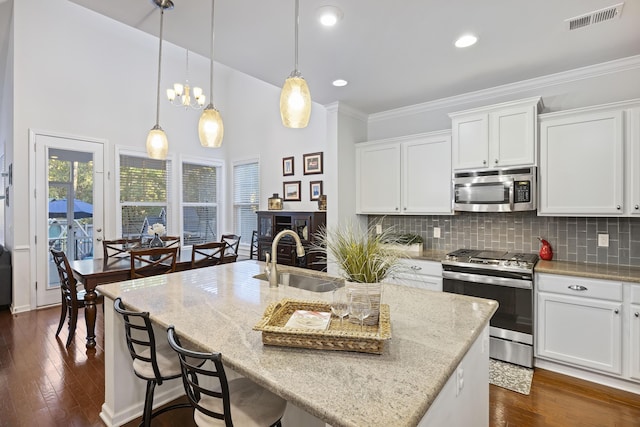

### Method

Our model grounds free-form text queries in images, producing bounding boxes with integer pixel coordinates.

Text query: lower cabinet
[630,285,640,381]
[384,258,442,292]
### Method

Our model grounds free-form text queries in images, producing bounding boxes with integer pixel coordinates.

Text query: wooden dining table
[70,248,237,349]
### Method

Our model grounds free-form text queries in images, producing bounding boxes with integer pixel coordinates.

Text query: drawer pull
[614,309,619,314]
[635,312,639,318]
[410,265,422,271]
[568,285,588,291]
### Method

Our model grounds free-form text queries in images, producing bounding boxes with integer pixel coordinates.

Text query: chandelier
[166,50,206,110]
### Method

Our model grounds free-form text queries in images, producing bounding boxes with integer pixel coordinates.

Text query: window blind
[233,161,259,242]
[182,162,218,245]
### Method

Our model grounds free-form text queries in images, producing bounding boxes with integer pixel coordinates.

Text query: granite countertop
[535,260,640,284]
[97,260,496,427]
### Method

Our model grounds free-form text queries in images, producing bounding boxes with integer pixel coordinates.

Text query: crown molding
[324,101,368,122]
[369,55,640,123]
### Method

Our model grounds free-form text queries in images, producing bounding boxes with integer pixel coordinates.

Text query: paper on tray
[284,310,331,330]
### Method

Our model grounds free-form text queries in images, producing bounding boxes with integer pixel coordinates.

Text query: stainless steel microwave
[453,167,536,212]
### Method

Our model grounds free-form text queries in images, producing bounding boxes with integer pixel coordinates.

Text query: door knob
[635,205,639,210]
[616,205,621,210]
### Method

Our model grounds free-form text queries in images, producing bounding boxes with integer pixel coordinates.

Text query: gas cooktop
[443,249,538,272]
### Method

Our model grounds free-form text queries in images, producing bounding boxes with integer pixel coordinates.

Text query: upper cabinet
[356,131,452,215]
[449,97,542,171]
[538,100,640,216]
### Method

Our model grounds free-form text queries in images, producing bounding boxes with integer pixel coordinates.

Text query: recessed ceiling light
[317,5,343,27]
[455,34,478,48]
[332,79,348,87]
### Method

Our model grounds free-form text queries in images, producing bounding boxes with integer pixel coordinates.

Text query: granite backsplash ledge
[369,212,640,267]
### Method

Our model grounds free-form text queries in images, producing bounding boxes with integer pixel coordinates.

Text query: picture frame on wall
[283,181,301,201]
[282,156,294,176]
[310,181,323,201]
[303,152,323,175]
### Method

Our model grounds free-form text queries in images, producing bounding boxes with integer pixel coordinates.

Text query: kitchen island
[97,260,497,427]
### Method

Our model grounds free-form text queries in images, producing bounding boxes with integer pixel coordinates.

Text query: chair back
[220,234,241,257]
[160,235,181,251]
[250,230,259,259]
[130,247,178,279]
[50,249,81,307]
[113,298,164,383]
[102,238,142,259]
[167,326,233,426]
[191,241,226,269]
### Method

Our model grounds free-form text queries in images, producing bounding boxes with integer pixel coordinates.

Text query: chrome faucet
[269,229,306,288]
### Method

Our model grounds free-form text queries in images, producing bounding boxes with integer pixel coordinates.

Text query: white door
[35,133,104,307]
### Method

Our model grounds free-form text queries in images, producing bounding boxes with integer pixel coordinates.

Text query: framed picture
[303,152,323,175]
[283,181,301,201]
[310,180,323,201]
[282,156,294,176]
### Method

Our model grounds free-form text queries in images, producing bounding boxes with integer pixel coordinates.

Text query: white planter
[382,243,423,254]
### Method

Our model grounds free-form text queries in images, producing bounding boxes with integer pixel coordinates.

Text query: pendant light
[280,0,311,128]
[198,0,224,148]
[146,0,173,160]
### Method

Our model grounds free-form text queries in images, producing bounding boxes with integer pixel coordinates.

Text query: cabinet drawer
[397,259,442,276]
[536,274,622,301]
[631,285,640,304]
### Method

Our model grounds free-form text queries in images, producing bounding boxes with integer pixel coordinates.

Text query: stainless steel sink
[253,271,344,293]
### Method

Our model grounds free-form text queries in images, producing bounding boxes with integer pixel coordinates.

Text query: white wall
[10,0,328,311]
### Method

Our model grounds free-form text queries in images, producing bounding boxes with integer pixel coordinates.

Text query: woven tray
[253,298,391,354]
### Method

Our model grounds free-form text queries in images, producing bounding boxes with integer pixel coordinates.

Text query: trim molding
[369,55,640,123]
[325,101,368,122]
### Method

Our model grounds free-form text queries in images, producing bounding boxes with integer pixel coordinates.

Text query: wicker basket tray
[253,298,391,354]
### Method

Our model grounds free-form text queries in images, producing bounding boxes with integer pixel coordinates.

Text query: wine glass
[349,289,372,331]
[330,288,349,327]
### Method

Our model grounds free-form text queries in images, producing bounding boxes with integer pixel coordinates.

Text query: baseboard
[535,358,640,395]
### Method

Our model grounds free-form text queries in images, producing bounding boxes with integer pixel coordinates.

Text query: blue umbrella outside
[48,199,93,219]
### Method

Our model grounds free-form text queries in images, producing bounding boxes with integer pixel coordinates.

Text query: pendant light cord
[155,6,165,126]
[294,0,299,73]
[209,0,215,103]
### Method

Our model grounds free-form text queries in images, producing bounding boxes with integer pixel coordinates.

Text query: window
[182,161,219,246]
[233,161,259,245]
[118,153,172,241]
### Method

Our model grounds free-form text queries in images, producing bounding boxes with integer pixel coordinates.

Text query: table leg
[84,287,98,349]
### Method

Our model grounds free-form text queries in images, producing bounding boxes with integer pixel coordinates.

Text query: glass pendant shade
[198,105,224,147]
[146,125,169,160]
[280,75,311,128]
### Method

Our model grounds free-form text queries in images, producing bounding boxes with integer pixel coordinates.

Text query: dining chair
[167,326,286,427]
[50,249,104,347]
[114,298,192,427]
[102,238,142,259]
[130,247,178,279]
[160,235,181,252]
[191,241,226,269]
[250,230,259,260]
[220,234,241,257]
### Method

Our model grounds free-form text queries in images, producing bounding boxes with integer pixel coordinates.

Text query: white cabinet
[630,285,640,381]
[536,274,623,375]
[450,97,541,171]
[356,131,452,215]
[385,258,442,292]
[538,100,640,216]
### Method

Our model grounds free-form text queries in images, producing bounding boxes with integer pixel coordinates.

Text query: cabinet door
[489,105,536,167]
[537,292,622,374]
[452,113,489,170]
[257,213,273,238]
[628,107,640,216]
[539,110,624,215]
[631,303,640,381]
[402,134,452,214]
[356,142,401,213]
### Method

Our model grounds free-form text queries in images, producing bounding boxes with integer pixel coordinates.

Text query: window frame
[178,155,224,248]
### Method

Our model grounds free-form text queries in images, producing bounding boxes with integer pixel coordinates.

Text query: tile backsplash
[370,212,640,267]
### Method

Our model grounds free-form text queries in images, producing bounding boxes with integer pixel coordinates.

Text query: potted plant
[312,221,406,325]
[381,233,424,254]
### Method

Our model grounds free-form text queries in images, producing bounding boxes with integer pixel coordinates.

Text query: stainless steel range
[442,249,538,368]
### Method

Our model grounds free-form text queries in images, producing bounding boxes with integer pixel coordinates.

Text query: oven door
[442,269,533,340]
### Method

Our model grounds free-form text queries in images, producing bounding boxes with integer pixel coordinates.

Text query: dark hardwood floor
[1,305,639,427]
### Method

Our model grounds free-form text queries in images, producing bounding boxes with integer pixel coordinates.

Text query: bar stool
[250,230,259,259]
[167,326,286,427]
[114,298,191,427]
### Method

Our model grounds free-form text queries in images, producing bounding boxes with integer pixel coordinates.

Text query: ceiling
[22,1,640,114]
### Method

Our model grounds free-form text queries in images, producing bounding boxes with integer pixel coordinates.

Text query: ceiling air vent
[565,2,624,30]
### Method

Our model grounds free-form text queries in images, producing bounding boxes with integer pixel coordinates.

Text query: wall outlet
[598,233,609,247]
[375,224,382,235]
[433,227,441,239]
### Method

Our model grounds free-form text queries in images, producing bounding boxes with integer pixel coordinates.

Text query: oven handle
[442,270,533,290]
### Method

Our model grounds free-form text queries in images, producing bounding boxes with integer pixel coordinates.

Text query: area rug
[489,359,534,395]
